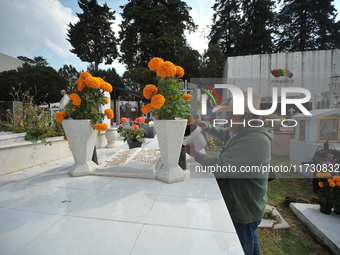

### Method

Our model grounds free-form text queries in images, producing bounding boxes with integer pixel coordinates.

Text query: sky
[0,0,339,76]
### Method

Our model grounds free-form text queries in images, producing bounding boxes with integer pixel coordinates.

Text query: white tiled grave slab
[15,216,142,255]
[93,147,162,179]
[290,203,340,255]
[0,143,244,255]
[131,224,244,255]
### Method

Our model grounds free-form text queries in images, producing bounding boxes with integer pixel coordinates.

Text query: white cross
[181,80,195,94]
[288,107,295,114]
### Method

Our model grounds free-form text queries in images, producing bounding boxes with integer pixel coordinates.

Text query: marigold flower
[176,66,185,78]
[85,77,101,89]
[156,61,176,78]
[69,93,82,106]
[318,181,324,188]
[134,117,145,124]
[316,172,325,178]
[324,172,332,178]
[120,117,129,124]
[332,175,340,182]
[131,125,140,130]
[151,94,166,109]
[94,123,108,131]
[55,111,67,122]
[183,94,192,102]
[327,179,335,184]
[103,98,109,104]
[80,71,92,80]
[101,81,113,92]
[76,78,87,92]
[105,109,114,119]
[142,103,153,114]
[329,181,336,187]
[143,84,158,99]
[148,57,164,71]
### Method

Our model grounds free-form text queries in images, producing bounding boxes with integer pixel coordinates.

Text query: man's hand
[185,143,198,157]
[195,120,209,131]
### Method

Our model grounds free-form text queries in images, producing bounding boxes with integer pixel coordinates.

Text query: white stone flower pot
[62,119,97,177]
[154,119,187,183]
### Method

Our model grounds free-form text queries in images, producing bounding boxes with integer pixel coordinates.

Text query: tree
[17,56,49,66]
[58,65,79,92]
[200,44,225,78]
[238,0,276,55]
[275,0,340,51]
[67,0,118,71]
[0,64,68,105]
[209,0,276,57]
[91,68,125,100]
[119,0,197,70]
[209,0,242,57]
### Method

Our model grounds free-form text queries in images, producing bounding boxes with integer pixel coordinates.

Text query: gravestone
[0,101,23,124]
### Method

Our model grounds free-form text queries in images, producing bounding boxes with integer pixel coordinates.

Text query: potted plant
[120,117,146,149]
[141,57,192,183]
[55,71,114,176]
[316,172,339,214]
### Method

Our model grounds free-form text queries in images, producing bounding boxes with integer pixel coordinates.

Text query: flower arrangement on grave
[316,172,340,207]
[141,57,192,120]
[120,117,146,143]
[55,72,113,131]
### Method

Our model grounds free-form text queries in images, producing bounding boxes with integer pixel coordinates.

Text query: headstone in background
[0,101,23,124]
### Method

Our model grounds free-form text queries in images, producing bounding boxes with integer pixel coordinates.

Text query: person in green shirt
[186,91,274,255]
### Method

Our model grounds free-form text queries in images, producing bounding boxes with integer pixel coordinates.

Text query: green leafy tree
[210,0,276,57]
[239,0,276,54]
[58,64,79,93]
[92,68,125,100]
[119,0,197,70]
[67,0,118,72]
[0,63,68,104]
[275,0,340,51]
[119,0,198,94]
[209,0,243,57]
[17,56,49,66]
[122,68,156,101]
[177,45,201,80]
[200,44,225,78]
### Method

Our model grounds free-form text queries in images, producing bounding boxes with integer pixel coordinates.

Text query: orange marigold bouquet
[55,72,113,131]
[142,57,191,120]
[316,172,340,207]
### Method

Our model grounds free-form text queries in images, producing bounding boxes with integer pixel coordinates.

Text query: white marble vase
[62,119,97,177]
[154,119,187,183]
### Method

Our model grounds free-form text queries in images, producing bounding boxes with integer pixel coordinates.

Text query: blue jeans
[233,220,261,255]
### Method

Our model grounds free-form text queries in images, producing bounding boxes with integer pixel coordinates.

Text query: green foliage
[58,65,80,93]
[17,55,48,66]
[122,68,156,101]
[0,63,68,105]
[210,0,276,57]
[1,91,65,144]
[153,77,191,120]
[119,0,197,72]
[64,86,106,127]
[67,0,118,71]
[120,127,146,143]
[275,0,340,51]
[201,44,224,78]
